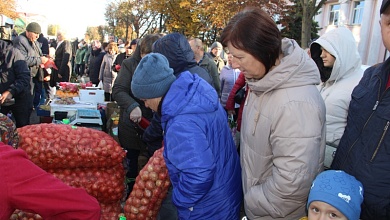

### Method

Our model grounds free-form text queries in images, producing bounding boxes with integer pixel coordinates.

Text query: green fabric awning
[15,18,26,27]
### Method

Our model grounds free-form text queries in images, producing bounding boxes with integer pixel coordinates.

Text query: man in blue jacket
[331,0,390,219]
[143,32,216,156]
[132,53,242,220]
[141,33,219,219]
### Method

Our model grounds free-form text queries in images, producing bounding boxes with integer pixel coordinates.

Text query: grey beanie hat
[210,42,223,50]
[26,22,41,34]
[131,53,176,99]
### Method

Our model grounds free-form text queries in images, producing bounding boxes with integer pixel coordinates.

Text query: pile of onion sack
[15,124,127,220]
[124,147,171,219]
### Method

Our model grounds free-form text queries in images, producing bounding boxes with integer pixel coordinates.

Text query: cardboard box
[79,89,105,104]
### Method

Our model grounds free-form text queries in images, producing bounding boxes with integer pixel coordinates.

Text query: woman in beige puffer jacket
[221,7,326,220]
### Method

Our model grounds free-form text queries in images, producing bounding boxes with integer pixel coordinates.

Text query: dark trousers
[126,149,140,192]
[157,186,178,220]
[104,92,112,102]
[75,63,85,76]
[33,77,43,107]
[0,92,32,128]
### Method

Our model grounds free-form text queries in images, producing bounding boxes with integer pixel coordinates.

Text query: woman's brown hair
[140,34,164,56]
[107,42,118,54]
[220,7,281,73]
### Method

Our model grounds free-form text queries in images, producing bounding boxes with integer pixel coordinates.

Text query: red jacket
[0,143,101,220]
[225,72,247,131]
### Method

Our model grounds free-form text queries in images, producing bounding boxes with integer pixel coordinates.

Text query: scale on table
[69,109,103,125]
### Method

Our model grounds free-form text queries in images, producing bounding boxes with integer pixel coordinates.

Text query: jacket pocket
[351,85,369,102]
[349,85,369,112]
[243,147,273,186]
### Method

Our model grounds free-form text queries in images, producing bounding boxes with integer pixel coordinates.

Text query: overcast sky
[16,0,108,39]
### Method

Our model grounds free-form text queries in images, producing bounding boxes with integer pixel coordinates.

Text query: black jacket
[0,40,30,97]
[88,49,105,85]
[37,34,49,56]
[50,40,72,87]
[112,52,126,72]
[112,45,153,151]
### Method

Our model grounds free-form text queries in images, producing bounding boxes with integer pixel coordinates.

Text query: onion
[124,147,170,219]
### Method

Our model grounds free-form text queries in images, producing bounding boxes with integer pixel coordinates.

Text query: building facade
[314,0,387,66]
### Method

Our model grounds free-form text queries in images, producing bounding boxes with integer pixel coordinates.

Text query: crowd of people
[1,0,390,219]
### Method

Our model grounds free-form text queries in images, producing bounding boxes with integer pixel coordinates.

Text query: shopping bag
[97,80,103,90]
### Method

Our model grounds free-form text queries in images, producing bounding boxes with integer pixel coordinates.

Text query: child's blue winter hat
[131,53,175,99]
[307,170,364,220]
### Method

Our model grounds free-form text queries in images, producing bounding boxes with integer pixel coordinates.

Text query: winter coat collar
[248,38,320,94]
[161,71,218,122]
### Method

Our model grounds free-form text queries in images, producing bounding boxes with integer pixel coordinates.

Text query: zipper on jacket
[369,76,390,161]
[370,121,390,162]
[341,112,375,168]
[373,101,379,110]
[340,75,384,168]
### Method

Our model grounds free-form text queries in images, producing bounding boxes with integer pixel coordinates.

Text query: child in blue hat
[300,170,363,220]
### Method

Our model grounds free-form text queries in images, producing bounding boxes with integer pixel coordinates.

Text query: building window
[352,1,365,24]
[329,4,340,25]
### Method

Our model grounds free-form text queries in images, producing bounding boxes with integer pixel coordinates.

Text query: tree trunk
[301,0,311,49]
[159,13,164,33]
[125,20,129,42]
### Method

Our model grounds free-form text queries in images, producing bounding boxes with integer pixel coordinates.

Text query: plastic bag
[98,80,104,90]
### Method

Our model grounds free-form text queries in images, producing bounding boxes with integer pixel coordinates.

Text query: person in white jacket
[221,7,326,220]
[310,27,364,168]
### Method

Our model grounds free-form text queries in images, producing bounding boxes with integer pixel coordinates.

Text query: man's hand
[0,91,13,104]
[129,107,142,123]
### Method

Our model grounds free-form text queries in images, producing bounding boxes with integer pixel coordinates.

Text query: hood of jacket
[248,38,320,94]
[161,71,218,122]
[310,27,362,83]
[152,33,197,75]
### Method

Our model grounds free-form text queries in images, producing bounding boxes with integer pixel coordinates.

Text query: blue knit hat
[131,53,175,99]
[307,170,364,220]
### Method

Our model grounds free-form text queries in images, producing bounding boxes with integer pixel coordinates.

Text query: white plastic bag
[97,80,103,89]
